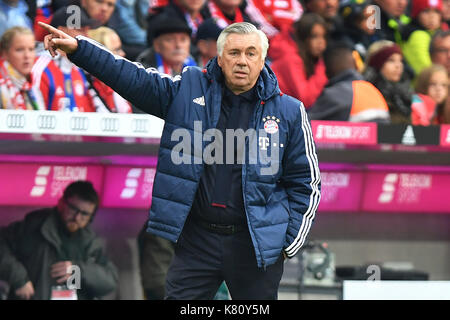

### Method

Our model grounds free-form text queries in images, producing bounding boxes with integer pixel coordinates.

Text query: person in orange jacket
[308,42,390,122]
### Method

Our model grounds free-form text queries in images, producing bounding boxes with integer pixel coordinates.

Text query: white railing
[0,110,164,138]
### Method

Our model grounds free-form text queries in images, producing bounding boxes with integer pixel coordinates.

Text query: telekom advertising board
[101,166,157,208]
[311,121,377,145]
[362,170,450,213]
[317,164,364,212]
[0,161,449,213]
[440,125,450,146]
[0,163,103,206]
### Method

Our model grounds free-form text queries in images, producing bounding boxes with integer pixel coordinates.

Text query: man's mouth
[234,71,248,77]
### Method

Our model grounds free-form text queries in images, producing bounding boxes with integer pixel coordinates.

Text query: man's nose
[237,53,247,65]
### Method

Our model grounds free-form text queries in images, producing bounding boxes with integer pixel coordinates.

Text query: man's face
[215,0,242,9]
[376,0,408,18]
[431,35,450,74]
[307,0,339,20]
[197,39,218,61]
[217,33,264,94]
[178,0,206,13]
[443,0,450,21]
[153,32,191,66]
[81,0,116,25]
[58,195,96,233]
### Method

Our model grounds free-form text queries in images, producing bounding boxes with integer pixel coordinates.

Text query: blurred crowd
[1,0,450,124]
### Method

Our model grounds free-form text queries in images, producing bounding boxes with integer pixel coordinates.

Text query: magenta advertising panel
[101,166,157,209]
[318,171,364,212]
[0,163,104,206]
[440,125,450,147]
[361,171,450,213]
[311,121,377,145]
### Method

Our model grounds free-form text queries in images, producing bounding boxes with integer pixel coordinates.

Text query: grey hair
[217,22,269,61]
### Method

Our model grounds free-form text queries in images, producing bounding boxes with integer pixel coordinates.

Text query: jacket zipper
[242,97,266,269]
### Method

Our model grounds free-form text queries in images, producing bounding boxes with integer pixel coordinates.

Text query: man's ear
[217,55,222,68]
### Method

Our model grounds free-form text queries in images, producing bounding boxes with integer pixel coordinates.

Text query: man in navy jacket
[40,21,321,299]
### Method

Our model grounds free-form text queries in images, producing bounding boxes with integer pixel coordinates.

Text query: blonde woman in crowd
[0,27,44,110]
[86,27,132,113]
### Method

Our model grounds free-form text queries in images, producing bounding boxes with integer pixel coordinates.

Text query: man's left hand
[50,261,73,284]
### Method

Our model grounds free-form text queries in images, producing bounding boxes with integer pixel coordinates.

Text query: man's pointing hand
[38,22,78,57]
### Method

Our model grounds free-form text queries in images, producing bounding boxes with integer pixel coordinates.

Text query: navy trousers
[165,217,284,300]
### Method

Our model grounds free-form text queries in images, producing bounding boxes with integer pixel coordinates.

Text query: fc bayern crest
[264,119,279,134]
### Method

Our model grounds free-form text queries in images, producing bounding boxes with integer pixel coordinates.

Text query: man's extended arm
[280,103,321,258]
[39,22,180,119]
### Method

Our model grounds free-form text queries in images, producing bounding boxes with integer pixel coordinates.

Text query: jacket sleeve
[0,224,31,291]
[281,102,321,258]
[68,36,181,119]
[74,237,118,298]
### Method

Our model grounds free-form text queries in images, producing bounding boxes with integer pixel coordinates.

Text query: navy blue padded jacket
[69,36,321,268]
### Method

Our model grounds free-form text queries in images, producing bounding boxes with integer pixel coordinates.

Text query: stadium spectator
[76,0,147,59]
[28,0,72,41]
[269,12,328,108]
[207,0,255,28]
[430,30,450,73]
[413,64,448,125]
[0,181,118,300]
[86,27,132,113]
[108,0,148,60]
[339,0,376,64]
[372,0,410,43]
[40,21,321,299]
[0,0,33,38]
[309,42,390,122]
[401,0,443,76]
[302,0,342,37]
[31,8,97,112]
[244,0,303,38]
[364,40,413,123]
[136,16,196,75]
[79,0,116,25]
[195,17,223,67]
[147,0,211,44]
[443,0,450,27]
[0,27,44,110]
[434,92,450,122]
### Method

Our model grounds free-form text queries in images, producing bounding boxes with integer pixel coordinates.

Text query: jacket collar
[326,69,363,87]
[205,57,280,101]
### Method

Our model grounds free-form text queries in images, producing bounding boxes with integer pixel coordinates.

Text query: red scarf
[208,1,244,28]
